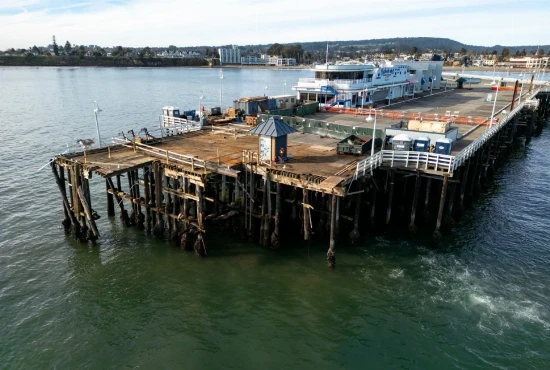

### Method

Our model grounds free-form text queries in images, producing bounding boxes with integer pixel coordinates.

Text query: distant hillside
[241,37,549,55]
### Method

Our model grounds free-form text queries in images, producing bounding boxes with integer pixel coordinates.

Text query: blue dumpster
[434,138,453,155]
[413,136,430,152]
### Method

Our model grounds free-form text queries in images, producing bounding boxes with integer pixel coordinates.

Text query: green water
[0,67,549,369]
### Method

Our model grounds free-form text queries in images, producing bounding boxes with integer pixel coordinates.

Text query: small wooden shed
[249,117,298,161]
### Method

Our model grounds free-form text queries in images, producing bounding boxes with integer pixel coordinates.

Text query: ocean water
[0,67,549,369]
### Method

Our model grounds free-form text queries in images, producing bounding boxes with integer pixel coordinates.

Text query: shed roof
[248,117,298,137]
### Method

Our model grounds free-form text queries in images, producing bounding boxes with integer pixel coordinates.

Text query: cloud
[0,0,548,49]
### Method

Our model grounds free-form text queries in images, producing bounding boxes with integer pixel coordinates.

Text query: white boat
[292,60,444,108]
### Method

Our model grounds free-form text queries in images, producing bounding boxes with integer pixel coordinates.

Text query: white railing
[354,150,455,179]
[297,78,373,86]
[160,115,202,135]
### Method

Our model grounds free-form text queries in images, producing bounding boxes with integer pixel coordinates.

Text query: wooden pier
[51,85,550,267]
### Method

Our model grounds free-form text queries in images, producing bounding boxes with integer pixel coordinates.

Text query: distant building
[483,59,496,66]
[420,53,433,61]
[218,45,240,64]
[266,56,296,66]
[241,56,267,65]
[509,56,549,69]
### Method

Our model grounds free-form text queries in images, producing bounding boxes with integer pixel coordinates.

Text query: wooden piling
[106,179,115,217]
[349,192,361,244]
[260,176,268,245]
[77,186,100,240]
[423,177,432,217]
[271,182,282,249]
[303,188,310,241]
[433,175,449,243]
[370,184,377,229]
[51,163,78,231]
[264,175,272,247]
[327,193,337,268]
[143,166,151,232]
[196,183,204,228]
[408,172,422,234]
[385,170,395,226]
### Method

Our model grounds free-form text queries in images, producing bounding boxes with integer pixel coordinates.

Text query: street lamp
[366,110,377,176]
[264,85,269,96]
[283,80,287,95]
[219,70,224,107]
[93,101,102,148]
[490,78,502,127]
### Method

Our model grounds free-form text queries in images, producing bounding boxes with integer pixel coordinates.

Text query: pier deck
[51,85,550,267]
[313,88,519,155]
[66,129,361,184]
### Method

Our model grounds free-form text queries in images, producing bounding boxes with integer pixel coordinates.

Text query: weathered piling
[327,194,337,268]
[408,172,422,234]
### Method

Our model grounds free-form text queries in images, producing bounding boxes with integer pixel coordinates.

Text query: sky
[0,0,549,50]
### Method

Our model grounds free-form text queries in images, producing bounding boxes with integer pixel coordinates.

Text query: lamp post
[366,110,377,176]
[283,80,286,95]
[93,101,102,148]
[264,85,268,97]
[430,75,435,95]
[219,70,224,107]
[490,78,502,127]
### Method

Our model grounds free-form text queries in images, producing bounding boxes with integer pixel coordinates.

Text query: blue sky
[0,0,549,49]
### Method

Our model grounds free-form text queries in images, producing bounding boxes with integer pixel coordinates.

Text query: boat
[292,60,444,108]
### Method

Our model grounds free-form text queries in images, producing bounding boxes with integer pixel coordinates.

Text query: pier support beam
[327,194,337,269]
[153,162,164,238]
[370,182,377,230]
[444,181,457,232]
[423,178,432,218]
[271,182,282,249]
[106,179,115,217]
[106,177,130,227]
[143,166,152,233]
[385,170,395,226]
[303,189,311,241]
[51,163,79,238]
[135,170,144,230]
[77,186,100,244]
[408,172,422,235]
[349,192,362,244]
[195,183,206,257]
[433,175,449,244]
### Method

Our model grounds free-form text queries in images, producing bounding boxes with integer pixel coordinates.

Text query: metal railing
[159,115,202,136]
[297,78,373,86]
[354,150,454,179]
